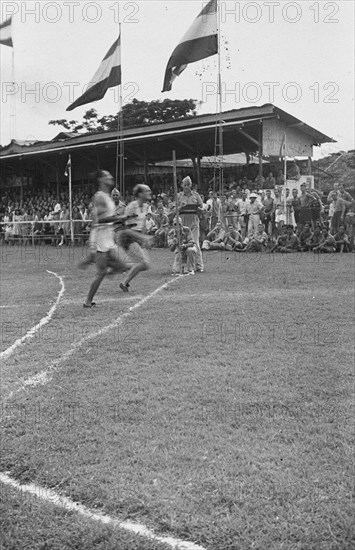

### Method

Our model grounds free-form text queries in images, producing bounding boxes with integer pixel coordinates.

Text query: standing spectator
[247,193,264,237]
[226,190,239,229]
[262,189,274,237]
[177,176,204,272]
[236,192,249,238]
[207,191,222,230]
[154,205,169,247]
[299,183,313,228]
[331,191,354,233]
[265,172,276,189]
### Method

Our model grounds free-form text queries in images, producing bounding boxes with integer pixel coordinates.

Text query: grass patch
[1,247,354,549]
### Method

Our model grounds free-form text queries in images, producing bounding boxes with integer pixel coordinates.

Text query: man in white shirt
[235,192,250,238]
[83,171,128,308]
[119,184,152,292]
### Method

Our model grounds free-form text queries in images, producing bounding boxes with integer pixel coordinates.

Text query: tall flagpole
[214,0,223,197]
[10,22,16,140]
[68,154,74,243]
[283,132,287,219]
[115,24,124,197]
[217,0,223,197]
[172,149,182,274]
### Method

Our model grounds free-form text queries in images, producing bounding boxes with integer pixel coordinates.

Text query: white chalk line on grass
[1,273,207,550]
[6,275,185,400]
[0,270,65,361]
[0,473,205,550]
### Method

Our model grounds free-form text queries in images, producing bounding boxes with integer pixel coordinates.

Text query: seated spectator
[243,223,268,252]
[333,224,350,253]
[203,221,226,250]
[154,205,169,247]
[269,225,288,253]
[223,224,243,250]
[313,228,336,253]
[297,222,312,251]
[274,225,299,253]
[168,217,197,275]
[145,212,157,235]
[305,226,323,251]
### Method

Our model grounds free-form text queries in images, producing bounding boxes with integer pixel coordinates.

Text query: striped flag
[67,35,121,111]
[162,0,218,92]
[0,17,13,47]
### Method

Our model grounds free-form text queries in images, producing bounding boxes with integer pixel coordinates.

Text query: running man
[118,184,153,293]
[83,171,128,308]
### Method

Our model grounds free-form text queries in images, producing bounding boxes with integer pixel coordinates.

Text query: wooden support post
[196,155,202,191]
[307,156,312,176]
[258,122,263,186]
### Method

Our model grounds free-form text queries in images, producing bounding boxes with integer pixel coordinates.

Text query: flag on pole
[67,35,121,111]
[0,17,13,47]
[162,0,218,92]
[64,156,71,177]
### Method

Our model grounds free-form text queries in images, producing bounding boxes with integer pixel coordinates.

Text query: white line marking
[0,472,206,550]
[62,295,144,305]
[0,270,65,361]
[6,275,184,400]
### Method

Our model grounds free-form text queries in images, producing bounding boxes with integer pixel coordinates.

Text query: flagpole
[173,149,182,274]
[283,132,287,220]
[115,24,124,197]
[217,0,223,197]
[68,154,74,243]
[10,21,16,140]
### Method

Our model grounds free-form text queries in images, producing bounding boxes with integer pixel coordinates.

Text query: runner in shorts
[83,171,128,308]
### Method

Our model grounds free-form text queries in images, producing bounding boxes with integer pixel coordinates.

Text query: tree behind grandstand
[49,99,197,134]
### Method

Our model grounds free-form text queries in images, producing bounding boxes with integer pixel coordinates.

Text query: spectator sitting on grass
[273,225,300,253]
[168,217,197,275]
[297,222,312,252]
[269,225,288,253]
[223,223,244,250]
[203,221,226,250]
[154,205,169,247]
[305,225,323,251]
[333,224,350,253]
[145,213,157,235]
[243,223,268,252]
[313,228,336,253]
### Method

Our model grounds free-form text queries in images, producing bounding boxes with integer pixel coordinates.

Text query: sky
[0,0,354,159]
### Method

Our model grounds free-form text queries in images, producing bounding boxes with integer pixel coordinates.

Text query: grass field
[1,244,354,550]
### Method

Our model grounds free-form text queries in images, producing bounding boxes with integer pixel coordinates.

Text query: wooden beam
[173,137,196,155]
[235,128,259,147]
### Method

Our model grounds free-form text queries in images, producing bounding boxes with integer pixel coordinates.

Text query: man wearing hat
[168,216,197,275]
[247,193,264,237]
[177,176,204,272]
[111,188,126,217]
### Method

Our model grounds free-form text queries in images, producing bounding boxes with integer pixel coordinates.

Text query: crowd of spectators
[0,179,354,253]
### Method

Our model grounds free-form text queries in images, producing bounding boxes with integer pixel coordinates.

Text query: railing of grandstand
[0,219,93,246]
